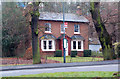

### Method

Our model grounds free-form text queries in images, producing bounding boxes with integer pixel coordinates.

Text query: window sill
[61,32,66,34]
[74,32,80,34]
[45,31,52,34]
[71,49,83,51]
[42,49,55,51]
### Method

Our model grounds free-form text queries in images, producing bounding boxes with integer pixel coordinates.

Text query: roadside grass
[0,64,32,67]
[0,56,103,66]
[14,71,116,77]
[47,56,103,63]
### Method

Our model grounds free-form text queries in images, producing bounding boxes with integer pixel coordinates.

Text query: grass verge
[47,56,103,63]
[12,71,117,77]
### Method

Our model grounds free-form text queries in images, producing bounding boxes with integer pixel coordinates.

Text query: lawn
[47,56,103,63]
[13,71,116,77]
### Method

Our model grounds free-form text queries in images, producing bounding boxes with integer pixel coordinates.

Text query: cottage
[38,12,89,57]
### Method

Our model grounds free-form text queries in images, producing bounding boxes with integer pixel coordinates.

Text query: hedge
[54,50,62,57]
[71,51,77,57]
[83,50,91,57]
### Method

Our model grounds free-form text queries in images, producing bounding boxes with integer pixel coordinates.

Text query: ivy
[90,2,95,11]
[35,29,38,35]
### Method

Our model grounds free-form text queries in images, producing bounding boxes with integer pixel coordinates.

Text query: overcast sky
[0,0,1,5]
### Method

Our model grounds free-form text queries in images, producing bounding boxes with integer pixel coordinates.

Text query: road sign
[64,22,68,28]
[64,38,68,48]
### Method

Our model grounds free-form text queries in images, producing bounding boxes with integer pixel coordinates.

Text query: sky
[0,0,119,2]
[0,0,1,5]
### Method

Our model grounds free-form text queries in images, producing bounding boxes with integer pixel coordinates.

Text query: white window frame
[60,24,65,33]
[45,23,51,33]
[71,40,83,51]
[74,24,80,34]
[41,39,55,51]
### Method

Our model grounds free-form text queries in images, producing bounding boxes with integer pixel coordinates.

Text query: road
[0,64,119,77]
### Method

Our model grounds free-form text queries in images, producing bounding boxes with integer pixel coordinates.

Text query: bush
[54,50,62,57]
[113,42,120,58]
[91,51,103,57]
[117,44,120,58]
[71,51,77,57]
[99,48,102,52]
[2,2,30,57]
[84,50,91,57]
[23,46,33,60]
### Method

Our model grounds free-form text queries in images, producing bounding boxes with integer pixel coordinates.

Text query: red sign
[64,22,68,28]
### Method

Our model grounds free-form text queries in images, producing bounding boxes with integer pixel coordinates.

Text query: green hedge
[54,50,62,57]
[71,51,77,57]
[84,50,91,57]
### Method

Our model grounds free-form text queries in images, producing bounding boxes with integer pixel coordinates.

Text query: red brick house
[38,12,89,57]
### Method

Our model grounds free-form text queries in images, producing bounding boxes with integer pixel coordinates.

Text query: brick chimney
[76,6,82,16]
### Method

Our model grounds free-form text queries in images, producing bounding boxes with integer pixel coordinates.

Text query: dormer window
[74,24,80,34]
[45,23,51,33]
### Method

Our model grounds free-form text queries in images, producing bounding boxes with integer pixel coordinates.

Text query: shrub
[91,51,103,57]
[23,46,33,60]
[84,50,91,57]
[54,50,62,57]
[71,51,77,57]
[99,48,102,52]
[113,42,120,58]
[118,45,120,58]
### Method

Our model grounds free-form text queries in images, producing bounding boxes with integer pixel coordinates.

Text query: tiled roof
[89,38,101,45]
[39,12,89,23]
[39,34,56,40]
[71,35,84,40]
[57,34,70,39]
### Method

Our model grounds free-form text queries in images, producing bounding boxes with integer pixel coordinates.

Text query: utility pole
[63,2,66,63]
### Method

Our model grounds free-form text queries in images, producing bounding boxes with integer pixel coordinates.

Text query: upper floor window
[61,24,65,33]
[45,23,51,33]
[74,24,80,34]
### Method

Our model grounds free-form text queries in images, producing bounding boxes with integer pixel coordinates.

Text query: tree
[30,2,41,64]
[118,1,120,41]
[100,2,118,43]
[90,2,116,60]
[17,2,41,64]
[2,2,30,57]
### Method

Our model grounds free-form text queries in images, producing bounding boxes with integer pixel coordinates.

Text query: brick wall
[38,20,89,56]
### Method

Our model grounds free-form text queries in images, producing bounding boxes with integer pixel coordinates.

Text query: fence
[1,55,104,66]
[43,54,103,63]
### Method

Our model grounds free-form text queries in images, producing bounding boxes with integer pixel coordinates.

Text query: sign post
[64,22,68,28]
[63,2,66,63]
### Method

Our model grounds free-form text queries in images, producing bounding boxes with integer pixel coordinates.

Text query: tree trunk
[118,1,120,42]
[31,2,41,64]
[90,2,116,60]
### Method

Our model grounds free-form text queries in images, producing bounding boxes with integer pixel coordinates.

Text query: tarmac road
[0,64,119,77]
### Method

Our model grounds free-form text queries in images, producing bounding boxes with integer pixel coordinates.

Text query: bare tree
[90,2,116,60]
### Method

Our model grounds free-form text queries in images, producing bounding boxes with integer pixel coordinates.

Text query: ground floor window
[41,39,55,51]
[71,40,83,51]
